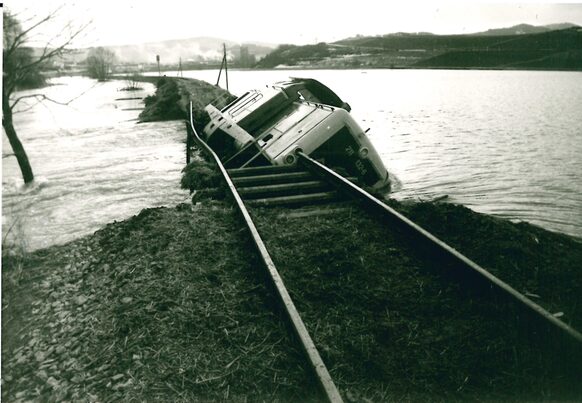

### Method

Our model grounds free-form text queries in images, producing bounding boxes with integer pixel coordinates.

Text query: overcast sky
[6,1,582,47]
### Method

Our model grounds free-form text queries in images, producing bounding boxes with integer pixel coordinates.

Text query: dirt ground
[4,195,581,401]
[252,201,582,401]
[2,204,320,402]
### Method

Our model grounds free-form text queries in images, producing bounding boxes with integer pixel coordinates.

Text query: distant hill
[107,37,238,64]
[41,37,277,68]
[256,25,582,71]
[544,23,581,31]
[414,28,582,69]
[471,22,580,36]
[100,37,276,64]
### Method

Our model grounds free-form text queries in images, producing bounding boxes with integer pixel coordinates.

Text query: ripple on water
[3,79,190,251]
[4,71,582,248]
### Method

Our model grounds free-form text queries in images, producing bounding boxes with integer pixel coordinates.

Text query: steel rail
[297,151,582,347]
[188,104,344,403]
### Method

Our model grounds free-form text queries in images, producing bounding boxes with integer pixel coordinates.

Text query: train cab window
[230,93,263,117]
[221,92,249,113]
[297,89,319,103]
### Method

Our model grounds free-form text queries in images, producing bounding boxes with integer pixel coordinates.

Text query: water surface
[171,69,582,238]
[3,70,581,252]
[2,77,190,251]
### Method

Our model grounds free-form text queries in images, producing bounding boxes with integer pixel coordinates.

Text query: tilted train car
[202,78,390,190]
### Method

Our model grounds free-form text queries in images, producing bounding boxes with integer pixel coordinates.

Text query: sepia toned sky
[5,1,582,47]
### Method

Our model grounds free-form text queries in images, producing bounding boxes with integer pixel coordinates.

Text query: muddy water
[3,70,581,252]
[2,77,190,251]
[163,69,582,238]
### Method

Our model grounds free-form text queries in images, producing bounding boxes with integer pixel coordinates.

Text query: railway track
[187,105,582,402]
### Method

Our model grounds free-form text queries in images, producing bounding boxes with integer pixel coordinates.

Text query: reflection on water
[163,69,582,238]
[2,77,190,251]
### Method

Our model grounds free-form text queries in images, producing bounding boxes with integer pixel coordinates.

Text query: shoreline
[59,64,582,83]
[3,76,581,401]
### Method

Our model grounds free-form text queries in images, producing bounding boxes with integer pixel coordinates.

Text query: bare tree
[86,47,116,81]
[121,73,142,91]
[2,8,89,184]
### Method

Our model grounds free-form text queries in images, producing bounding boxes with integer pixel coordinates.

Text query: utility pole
[223,43,229,92]
[215,44,229,91]
[156,54,161,76]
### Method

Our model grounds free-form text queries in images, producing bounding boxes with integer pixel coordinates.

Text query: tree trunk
[2,92,34,184]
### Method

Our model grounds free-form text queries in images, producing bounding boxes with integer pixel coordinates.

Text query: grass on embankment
[180,145,582,401]
[2,204,320,402]
[4,185,580,401]
[138,76,235,126]
[251,200,582,401]
[398,201,582,330]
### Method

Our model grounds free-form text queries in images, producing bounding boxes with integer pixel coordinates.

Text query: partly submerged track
[187,106,582,402]
[188,107,344,402]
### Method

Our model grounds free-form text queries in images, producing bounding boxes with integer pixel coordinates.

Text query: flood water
[2,70,582,251]
[2,77,190,251]
[172,68,582,238]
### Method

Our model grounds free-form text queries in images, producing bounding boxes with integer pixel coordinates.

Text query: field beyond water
[2,77,581,401]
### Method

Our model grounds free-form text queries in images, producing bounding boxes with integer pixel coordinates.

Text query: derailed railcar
[202,78,390,190]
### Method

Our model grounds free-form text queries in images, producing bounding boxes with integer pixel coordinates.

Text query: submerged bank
[2,77,189,252]
[3,77,581,401]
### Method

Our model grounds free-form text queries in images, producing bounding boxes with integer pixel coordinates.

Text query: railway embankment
[3,77,581,402]
[136,75,235,124]
[251,201,582,401]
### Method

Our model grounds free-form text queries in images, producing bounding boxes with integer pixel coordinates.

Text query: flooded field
[2,77,189,251]
[3,69,582,251]
[171,68,582,238]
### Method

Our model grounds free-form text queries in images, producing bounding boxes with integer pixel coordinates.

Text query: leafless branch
[11,81,101,111]
[2,7,93,109]
[5,7,64,56]
[11,98,45,114]
[7,7,35,24]
[19,20,92,73]
[5,6,90,69]
[11,94,68,110]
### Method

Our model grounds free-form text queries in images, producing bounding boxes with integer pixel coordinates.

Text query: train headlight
[359,147,369,159]
[284,154,296,165]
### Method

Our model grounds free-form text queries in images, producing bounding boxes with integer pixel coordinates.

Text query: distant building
[238,46,256,68]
